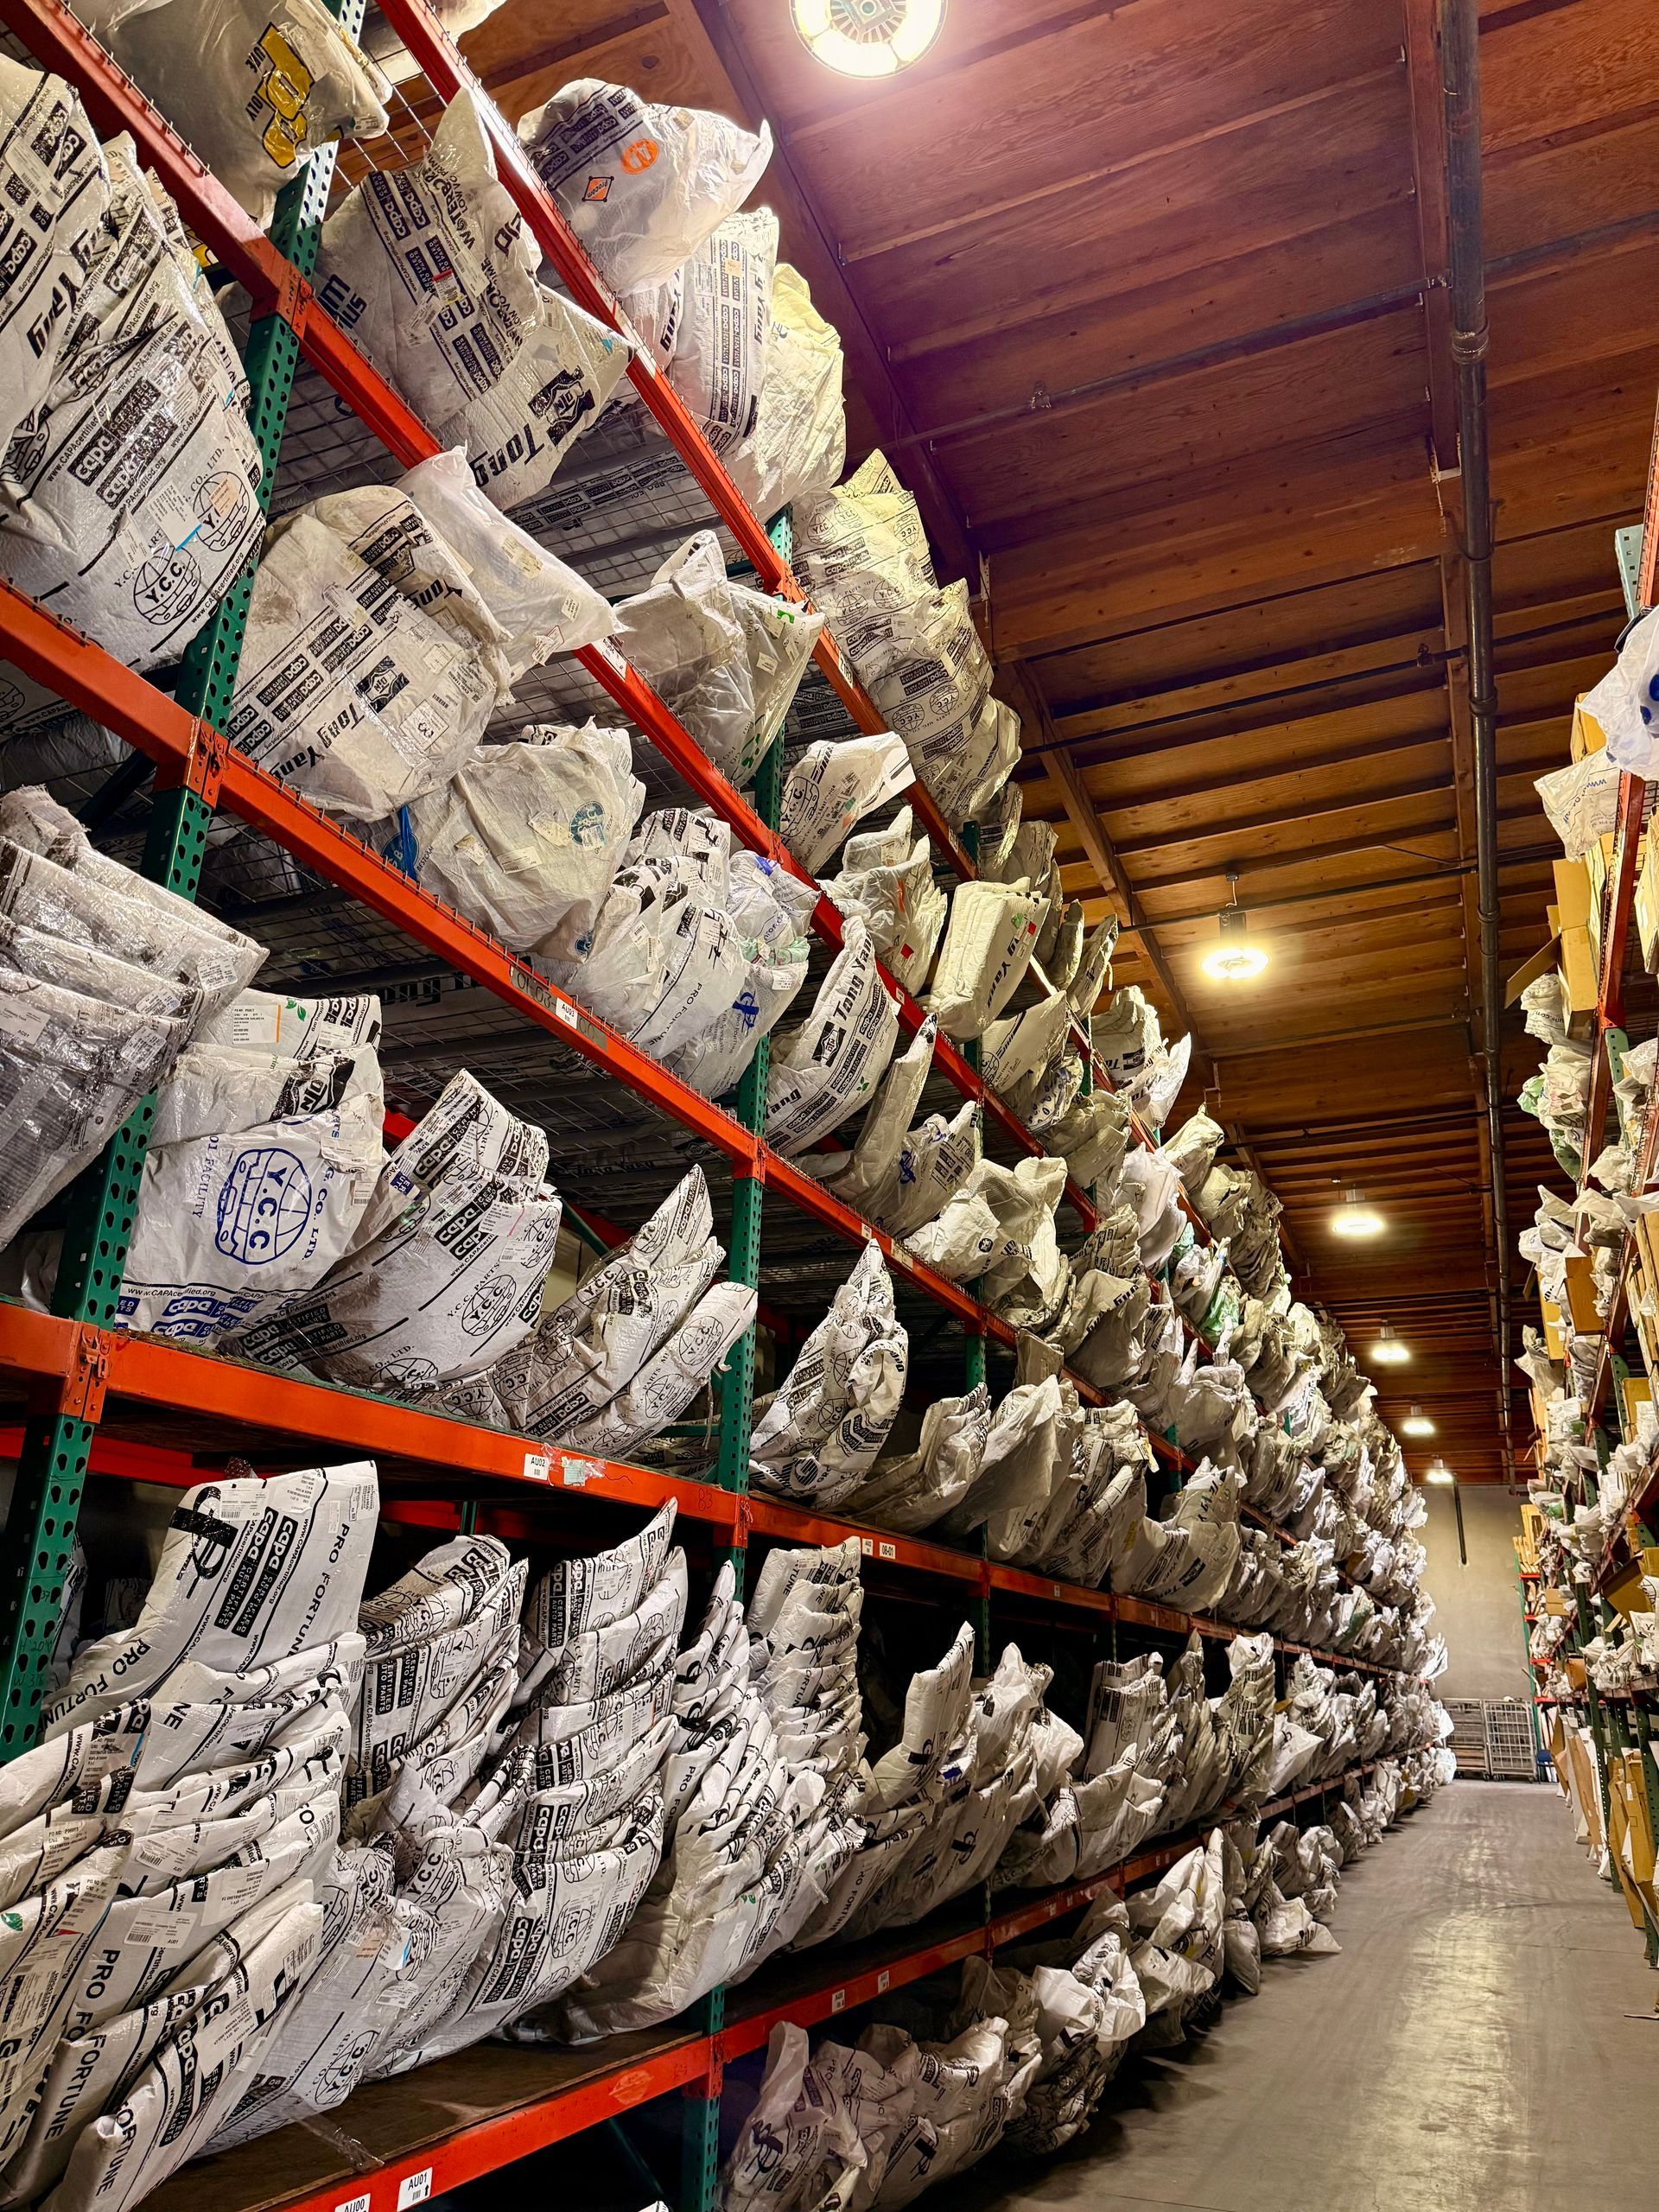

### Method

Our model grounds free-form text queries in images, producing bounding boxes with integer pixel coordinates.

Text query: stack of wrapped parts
[553,1541,866,2037]
[0,787,263,1247]
[0,1462,378,2212]
[0,62,266,678]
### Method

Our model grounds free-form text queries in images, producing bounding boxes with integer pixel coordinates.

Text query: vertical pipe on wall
[1442,0,1514,1478]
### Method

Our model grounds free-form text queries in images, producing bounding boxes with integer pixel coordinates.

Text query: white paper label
[336,2195,371,2212]
[879,1542,896,1561]
[124,1912,194,1951]
[397,2172,432,2209]
[0,994,53,1047]
[522,1452,551,1484]
[553,999,579,1031]
[875,1969,890,1993]
[830,1989,845,2014]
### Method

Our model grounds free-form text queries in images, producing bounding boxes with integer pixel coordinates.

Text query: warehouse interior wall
[1420,1484,1533,1700]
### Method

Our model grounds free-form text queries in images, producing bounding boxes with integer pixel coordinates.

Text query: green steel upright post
[0,34,357,1758]
[1516,1575,1543,1766]
[681,572,790,2212]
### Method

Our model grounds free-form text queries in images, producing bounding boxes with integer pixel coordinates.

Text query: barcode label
[876,1969,890,1993]
[830,1990,845,2013]
[397,2173,432,2210]
[879,1541,896,1560]
[522,1452,550,1483]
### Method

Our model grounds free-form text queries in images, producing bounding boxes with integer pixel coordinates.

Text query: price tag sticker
[397,2172,433,2210]
[522,1452,551,1483]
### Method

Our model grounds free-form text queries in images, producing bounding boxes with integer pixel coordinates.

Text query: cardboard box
[1637,837,1659,971]
[1562,1251,1603,1334]
[1539,1294,1566,1363]
[1544,1586,1573,1617]
[1566,1653,1589,1692]
[1618,1370,1653,1439]
[1558,924,1599,1021]
[1586,830,1617,965]
[1573,695,1608,760]
[1553,855,1594,930]
[1604,1558,1652,1615]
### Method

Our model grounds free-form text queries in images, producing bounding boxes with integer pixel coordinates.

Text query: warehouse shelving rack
[0,5,1435,2209]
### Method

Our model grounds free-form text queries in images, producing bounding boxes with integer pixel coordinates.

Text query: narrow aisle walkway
[961,1783,1658,2212]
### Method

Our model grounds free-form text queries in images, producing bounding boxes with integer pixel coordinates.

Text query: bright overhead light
[1330,1185,1385,1239]
[1402,1404,1435,1438]
[1200,869,1268,983]
[1425,1459,1455,1485]
[792,0,946,76]
[1370,1323,1410,1367]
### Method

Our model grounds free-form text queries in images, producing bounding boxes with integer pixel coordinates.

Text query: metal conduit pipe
[1444,0,1514,1474]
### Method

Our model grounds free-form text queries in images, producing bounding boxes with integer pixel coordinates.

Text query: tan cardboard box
[1572,695,1608,760]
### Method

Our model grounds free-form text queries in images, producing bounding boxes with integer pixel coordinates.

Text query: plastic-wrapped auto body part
[228,483,514,821]
[237,1070,561,1399]
[47,1462,378,1736]
[766,918,901,1158]
[665,848,817,1102]
[844,1384,992,1534]
[814,1015,936,1214]
[556,1278,757,1457]
[518,79,772,295]
[499,1166,723,1440]
[0,138,265,677]
[73,0,386,225]
[625,207,777,457]
[0,56,113,455]
[925,876,1047,1040]
[402,724,644,963]
[317,88,632,510]
[396,450,615,677]
[779,730,912,874]
[791,448,937,629]
[820,806,947,997]
[749,1241,907,1507]
[723,263,847,524]
[111,1037,385,1345]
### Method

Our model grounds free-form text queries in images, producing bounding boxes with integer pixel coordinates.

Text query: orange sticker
[621,137,661,173]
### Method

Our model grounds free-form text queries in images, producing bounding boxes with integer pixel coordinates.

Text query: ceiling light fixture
[1199,869,1268,983]
[1370,1323,1410,1366]
[1330,1185,1385,1239]
[1402,1405,1435,1437]
[1425,1459,1455,1486]
[791,0,946,77]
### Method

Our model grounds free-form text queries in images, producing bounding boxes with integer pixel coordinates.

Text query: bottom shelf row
[12,1452,1452,2212]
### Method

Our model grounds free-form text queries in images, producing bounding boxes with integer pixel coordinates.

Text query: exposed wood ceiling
[459,0,1659,1484]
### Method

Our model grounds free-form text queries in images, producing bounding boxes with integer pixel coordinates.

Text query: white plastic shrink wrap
[317,89,632,509]
[227,484,513,821]
[721,264,846,524]
[239,1071,562,1400]
[845,1384,993,1536]
[621,208,777,456]
[749,1241,907,1507]
[614,532,823,788]
[556,1278,757,1457]
[396,449,615,677]
[402,723,644,963]
[925,876,1046,1040]
[0,58,111,454]
[46,1462,378,1735]
[553,1544,861,2038]
[499,1165,721,1439]
[0,789,264,1244]
[73,0,386,225]
[105,1034,385,1344]
[518,79,773,294]
[792,450,937,628]
[765,916,901,1157]
[0,136,264,676]
[668,848,816,1102]
[820,807,947,997]
[779,730,912,874]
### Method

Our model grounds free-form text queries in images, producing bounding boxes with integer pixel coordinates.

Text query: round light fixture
[1424,1459,1455,1486]
[791,0,946,76]
[1370,1323,1410,1367]
[1330,1185,1385,1239]
[1402,1404,1435,1438]
[1200,870,1268,983]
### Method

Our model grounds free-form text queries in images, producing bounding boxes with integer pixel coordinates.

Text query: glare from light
[1425,1459,1455,1486]
[1330,1185,1385,1239]
[792,0,946,76]
[1370,1323,1410,1367]
[1200,894,1268,983]
[1402,1404,1435,1438]
[1200,940,1269,983]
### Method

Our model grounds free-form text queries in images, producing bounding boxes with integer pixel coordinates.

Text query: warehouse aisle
[960,1783,1656,2212]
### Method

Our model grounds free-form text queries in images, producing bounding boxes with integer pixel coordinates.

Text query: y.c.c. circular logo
[216,1147,313,1264]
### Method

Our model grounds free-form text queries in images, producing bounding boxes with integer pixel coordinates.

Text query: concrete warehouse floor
[957,1782,1659,2212]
